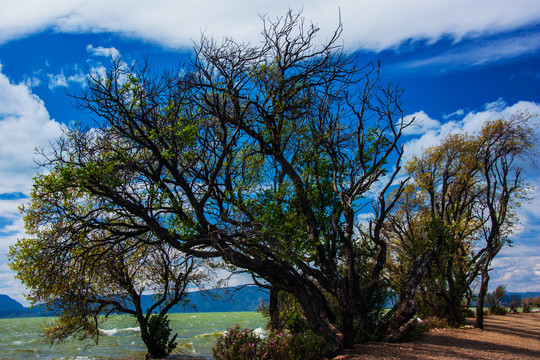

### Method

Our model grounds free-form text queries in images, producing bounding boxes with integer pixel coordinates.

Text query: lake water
[0,312,265,359]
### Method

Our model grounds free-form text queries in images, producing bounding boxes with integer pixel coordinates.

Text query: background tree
[522,297,532,312]
[9,172,210,358]
[485,285,507,315]
[391,115,536,328]
[15,11,417,348]
[473,115,536,328]
[508,297,520,313]
[390,133,483,326]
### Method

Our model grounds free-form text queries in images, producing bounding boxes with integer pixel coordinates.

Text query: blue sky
[0,0,539,304]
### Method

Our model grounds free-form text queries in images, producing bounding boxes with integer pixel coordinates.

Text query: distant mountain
[0,286,269,319]
[142,285,269,313]
[508,292,540,299]
[0,295,42,318]
[502,292,540,306]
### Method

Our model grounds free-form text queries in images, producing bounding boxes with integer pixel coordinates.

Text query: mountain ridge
[0,285,269,318]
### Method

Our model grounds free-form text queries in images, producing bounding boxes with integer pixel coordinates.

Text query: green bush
[286,331,334,360]
[212,326,334,360]
[489,306,508,315]
[148,315,177,357]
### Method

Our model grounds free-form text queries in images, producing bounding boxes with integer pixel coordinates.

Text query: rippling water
[0,312,265,359]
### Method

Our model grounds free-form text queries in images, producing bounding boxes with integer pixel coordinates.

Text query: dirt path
[333,313,540,360]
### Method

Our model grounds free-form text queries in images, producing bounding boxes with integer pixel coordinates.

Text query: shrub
[414,316,450,334]
[148,314,177,357]
[212,326,333,360]
[212,326,262,360]
[286,331,334,360]
[489,306,508,315]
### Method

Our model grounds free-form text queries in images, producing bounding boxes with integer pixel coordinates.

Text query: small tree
[508,298,520,313]
[522,297,532,312]
[9,173,211,358]
[485,285,507,315]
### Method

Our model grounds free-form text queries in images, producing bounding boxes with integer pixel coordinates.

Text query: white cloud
[0,65,64,194]
[0,65,63,303]
[0,215,29,305]
[0,264,29,305]
[87,44,120,58]
[398,31,540,71]
[0,198,27,224]
[490,256,540,292]
[0,1,539,53]
[403,100,540,159]
[443,109,464,120]
[24,75,41,89]
[47,72,68,89]
[47,70,87,90]
[402,111,441,135]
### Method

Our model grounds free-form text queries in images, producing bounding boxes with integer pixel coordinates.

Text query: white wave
[99,326,140,336]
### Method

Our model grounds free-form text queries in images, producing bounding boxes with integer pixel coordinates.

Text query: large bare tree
[17,11,416,347]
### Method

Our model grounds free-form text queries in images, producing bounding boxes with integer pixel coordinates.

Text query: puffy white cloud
[0,65,63,303]
[403,99,540,159]
[1,0,539,53]
[47,70,86,90]
[47,72,68,89]
[490,256,540,292]
[0,65,63,194]
[0,212,28,305]
[402,111,441,135]
[0,198,27,224]
[0,0,85,45]
[87,44,120,58]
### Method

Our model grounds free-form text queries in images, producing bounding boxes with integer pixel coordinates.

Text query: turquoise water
[0,312,265,359]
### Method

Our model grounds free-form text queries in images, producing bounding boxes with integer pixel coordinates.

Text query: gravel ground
[332,313,540,360]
